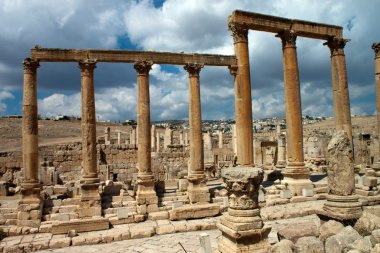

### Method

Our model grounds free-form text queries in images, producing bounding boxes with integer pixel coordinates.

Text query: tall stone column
[79,59,101,216]
[218,129,223,149]
[151,125,156,152]
[228,23,253,166]
[18,58,42,227]
[134,61,158,213]
[184,63,210,204]
[325,37,353,142]
[372,43,380,172]
[217,167,271,252]
[277,30,312,195]
[276,134,286,169]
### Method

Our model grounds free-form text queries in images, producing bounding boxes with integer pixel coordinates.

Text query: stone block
[53,186,67,195]
[52,199,62,207]
[354,212,380,236]
[148,211,169,221]
[178,179,188,192]
[51,217,109,234]
[169,203,220,221]
[39,224,52,233]
[319,220,344,242]
[363,177,378,187]
[147,204,159,213]
[130,226,155,239]
[117,207,129,219]
[134,214,145,222]
[155,224,175,235]
[370,229,380,245]
[50,213,70,221]
[58,205,77,213]
[71,236,86,246]
[172,220,187,232]
[271,239,294,253]
[346,236,372,253]
[137,204,147,214]
[171,201,183,209]
[280,189,292,199]
[78,206,101,218]
[325,226,362,253]
[278,221,319,243]
[302,188,314,197]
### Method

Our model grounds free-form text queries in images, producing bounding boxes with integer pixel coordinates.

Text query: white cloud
[0,90,15,113]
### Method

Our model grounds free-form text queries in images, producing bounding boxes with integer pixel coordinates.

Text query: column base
[136,174,158,214]
[17,182,43,227]
[217,210,271,253]
[79,178,101,218]
[275,161,286,169]
[319,194,362,221]
[186,173,210,204]
[282,162,312,196]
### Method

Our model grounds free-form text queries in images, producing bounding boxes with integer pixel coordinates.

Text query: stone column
[117,131,121,145]
[228,23,253,166]
[218,129,223,149]
[151,125,156,152]
[164,124,173,148]
[104,126,111,145]
[217,167,271,252]
[325,37,353,142]
[156,132,161,152]
[18,58,42,227]
[229,65,240,162]
[184,131,189,146]
[277,30,312,195]
[372,43,380,172]
[184,63,210,204]
[134,61,158,213]
[130,126,136,147]
[179,131,184,145]
[79,60,101,216]
[276,135,286,169]
[231,124,237,157]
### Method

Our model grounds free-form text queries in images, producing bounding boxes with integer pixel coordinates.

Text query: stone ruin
[0,9,380,253]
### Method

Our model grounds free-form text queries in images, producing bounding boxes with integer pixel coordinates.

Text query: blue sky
[0,0,379,121]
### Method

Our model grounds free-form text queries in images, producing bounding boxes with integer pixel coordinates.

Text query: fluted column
[277,30,312,195]
[134,61,158,213]
[228,23,253,166]
[79,60,100,210]
[325,37,352,142]
[372,43,380,170]
[18,58,42,227]
[184,63,210,204]
[228,65,241,163]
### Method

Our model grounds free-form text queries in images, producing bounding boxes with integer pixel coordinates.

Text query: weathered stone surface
[148,211,169,221]
[354,212,380,236]
[326,131,355,195]
[271,239,294,253]
[51,217,109,234]
[370,229,380,245]
[325,226,362,253]
[319,220,344,241]
[169,203,219,221]
[295,236,323,253]
[371,244,380,253]
[347,236,372,253]
[49,236,71,249]
[155,224,175,235]
[130,226,155,239]
[277,222,319,243]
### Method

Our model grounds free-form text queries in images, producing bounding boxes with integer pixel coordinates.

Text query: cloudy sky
[0,0,379,121]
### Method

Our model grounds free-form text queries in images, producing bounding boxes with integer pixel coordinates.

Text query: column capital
[184,63,204,77]
[372,42,380,58]
[23,58,40,74]
[228,22,248,43]
[324,37,350,56]
[79,59,97,76]
[276,30,297,48]
[134,61,153,76]
[228,65,238,77]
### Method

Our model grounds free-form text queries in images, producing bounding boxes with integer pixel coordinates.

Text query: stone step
[51,217,109,235]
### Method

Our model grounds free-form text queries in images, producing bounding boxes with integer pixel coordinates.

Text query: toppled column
[134,61,158,214]
[320,130,362,220]
[184,63,210,204]
[164,124,173,148]
[104,126,111,145]
[372,42,380,173]
[276,30,312,195]
[18,58,42,227]
[217,167,271,252]
[78,59,101,217]
[151,125,156,152]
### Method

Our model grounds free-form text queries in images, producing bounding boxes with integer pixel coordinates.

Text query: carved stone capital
[228,65,238,77]
[23,58,40,74]
[324,37,350,56]
[184,63,203,77]
[372,42,380,58]
[222,167,263,210]
[79,59,97,76]
[277,30,297,48]
[228,22,248,43]
[134,61,153,76]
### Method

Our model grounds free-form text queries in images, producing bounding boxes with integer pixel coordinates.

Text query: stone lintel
[229,10,342,40]
[30,48,236,66]
[169,203,219,221]
[51,217,109,234]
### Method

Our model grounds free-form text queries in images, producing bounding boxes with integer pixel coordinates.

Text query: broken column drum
[184,63,210,204]
[134,61,158,213]
[277,30,312,195]
[18,58,43,227]
[217,167,270,253]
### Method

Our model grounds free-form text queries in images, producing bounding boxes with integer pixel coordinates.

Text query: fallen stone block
[325,226,362,253]
[49,237,71,249]
[130,226,155,239]
[169,203,220,221]
[295,236,323,253]
[51,217,109,235]
[319,220,344,242]
[148,211,169,221]
[155,224,175,235]
[278,221,319,243]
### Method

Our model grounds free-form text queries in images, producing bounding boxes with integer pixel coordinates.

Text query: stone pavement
[35,229,222,253]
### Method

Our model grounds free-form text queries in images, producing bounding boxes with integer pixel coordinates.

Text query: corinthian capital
[184,63,203,77]
[134,61,153,75]
[372,42,380,58]
[277,30,297,48]
[23,58,40,74]
[228,22,248,43]
[79,59,97,76]
[324,37,350,56]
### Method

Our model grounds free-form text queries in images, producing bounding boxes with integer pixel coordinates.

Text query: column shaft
[229,23,253,166]
[79,60,98,181]
[372,43,380,163]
